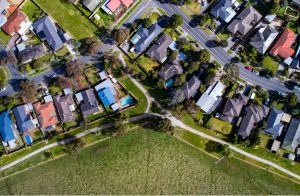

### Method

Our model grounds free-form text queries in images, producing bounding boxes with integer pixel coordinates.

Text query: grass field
[205,117,232,135]
[0,128,299,194]
[137,55,160,72]
[33,0,98,40]
[262,56,278,76]
[21,0,41,21]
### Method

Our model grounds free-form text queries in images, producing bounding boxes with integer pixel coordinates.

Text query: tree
[169,14,183,28]
[169,88,185,106]
[224,63,239,80]
[222,144,233,157]
[287,93,298,107]
[195,49,210,63]
[65,60,84,78]
[202,68,215,85]
[156,118,174,134]
[173,74,186,87]
[113,28,130,45]
[19,80,37,103]
[57,76,72,89]
[157,78,166,89]
[169,50,178,61]
[0,51,17,66]
[64,139,85,155]
[219,39,228,48]
[88,41,101,55]
[144,18,152,28]
[188,61,200,74]
[31,59,43,69]
[169,0,182,4]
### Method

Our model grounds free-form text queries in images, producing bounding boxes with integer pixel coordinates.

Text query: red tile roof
[107,0,121,12]
[269,29,295,59]
[7,4,17,15]
[120,0,133,7]
[2,9,26,36]
[34,102,58,129]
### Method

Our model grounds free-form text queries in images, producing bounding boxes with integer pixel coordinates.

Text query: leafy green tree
[157,78,166,89]
[169,14,183,28]
[64,139,85,155]
[287,92,298,107]
[169,88,185,106]
[156,118,174,134]
[224,63,239,80]
[113,28,130,45]
[144,18,152,28]
[173,74,186,87]
[196,49,210,63]
[19,80,37,103]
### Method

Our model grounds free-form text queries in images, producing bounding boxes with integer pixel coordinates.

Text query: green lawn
[185,0,201,15]
[0,30,10,44]
[33,0,98,40]
[0,128,299,194]
[262,56,278,76]
[205,117,232,135]
[54,45,69,57]
[21,0,41,21]
[137,55,160,72]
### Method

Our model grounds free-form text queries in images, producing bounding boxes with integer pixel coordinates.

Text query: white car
[0,87,6,92]
[201,0,208,6]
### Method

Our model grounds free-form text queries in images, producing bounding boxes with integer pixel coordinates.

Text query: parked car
[285,80,299,90]
[245,66,253,71]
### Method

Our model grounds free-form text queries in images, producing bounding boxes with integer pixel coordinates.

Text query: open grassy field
[0,128,299,194]
[33,0,98,40]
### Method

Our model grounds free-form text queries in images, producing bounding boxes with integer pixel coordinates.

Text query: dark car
[285,80,300,90]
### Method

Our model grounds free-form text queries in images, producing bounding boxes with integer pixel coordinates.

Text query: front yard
[262,56,278,76]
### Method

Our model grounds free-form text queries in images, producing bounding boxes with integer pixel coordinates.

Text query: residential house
[238,105,269,138]
[249,24,279,54]
[158,57,183,80]
[264,108,284,137]
[0,0,10,27]
[210,0,239,23]
[12,104,38,134]
[220,94,249,124]
[0,111,17,149]
[94,79,117,107]
[196,81,225,114]
[269,28,295,59]
[181,75,201,99]
[53,94,76,123]
[227,6,262,36]
[75,88,101,116]
[17,44,47,64]
[33,101,59,130]
[146,33,174,63]
[282,118,300,152]
[32,16,64,51]
[83,0,102,11]
[102,0,133,14]
[2,9,28,35]
[130,22,163,53]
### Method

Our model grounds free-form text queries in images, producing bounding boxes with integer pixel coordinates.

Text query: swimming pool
[24,134,32,145]
[120,95,134,106]
[165,79,174,88]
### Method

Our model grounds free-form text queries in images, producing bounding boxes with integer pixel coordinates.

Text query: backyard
[21,0,41,21]
[0,128,299,194]
[137,55,160,72]
[204,117,232,135]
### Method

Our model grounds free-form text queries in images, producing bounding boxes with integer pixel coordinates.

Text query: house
[2,9,27,35]
[227,6,262,36]
[210,0,239,23]
[12,104,38,134]
[0,111,17,149]
[181,75,201,99]
[0,0,10,27]
[196,81,225,114]
[75,88,100,116]
[106,0,121,12]
[146,33,174,63]
[220,94,249,124]
[249,24,279,54]
[238,105,269,138]
[94,79,117,107]
[264,108,284,137]
[158,57,183,80]
[33,101,59,130]
[17,44,47,64]
[32,16,64,51]
[269,29,295,59]
[282,118,300,152]
[130,22,163,53]
[103,0,133,13]
[53,94,76,123]
[83,0,102,11]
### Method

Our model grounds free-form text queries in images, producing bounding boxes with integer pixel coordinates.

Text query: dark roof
[18,44,47,64]
[221,94,248,123]
[12,104,36,134]
[78,89,100,116]
[282,118,300,151]
[158,57,183,80]
[181,75,201,99]
[32,16,64,51]
[53,94,76,123]
[146,33,173,62]
[83,0,101,11]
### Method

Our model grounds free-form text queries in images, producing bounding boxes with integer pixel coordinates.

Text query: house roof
[265,108,284,137]
[12,104,36,134]
[98,87,116,107]
[221,94,249,123]
[282,118,300,151]
[53,94,76,123]
[146,33,174,63]
[83,0,101,11]
[211,0,238,23]
[196,81,225,114]
[271,140,281,151]
[18,44,47,64]
[33,101,58,129]
[32,16,64,51]
[250,25,279,54]
[269,28,295,59]
[120,0,133,7]
[158,57,183,80]
[181,75,201,99]
[2,9,26,36]
[227,6,262,36]
[76,88,100,116]
[0,0,10,13]
[238,105,269,138]
[106,0,121,12]
[0,111,15,142]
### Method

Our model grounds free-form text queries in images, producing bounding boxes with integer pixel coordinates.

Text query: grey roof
[146,33,173,63]
[211,0,238,23]
[250,25,279,54]
[32,16,64,51]
[227,6,262,36]
[238,105,269,138]
[18,44,47,64]
[158,57,183,80]
[265,108,284,137]
[181,75,201,99]
[0,0,9,13]
[12,104,37,134]
[53,94,76,123]
[77,89,100,116]
[83,0,101,11]
[221,94,249,123]
[282,118,300,152]
[131,22,163,53]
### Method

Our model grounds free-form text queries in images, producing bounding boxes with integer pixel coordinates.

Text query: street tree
[224,63,239,80]
[88,41,101,55]
[169,14,183,28]
[57,76,72,89]
[287,92,298,107]
[20,80,37,103]
[196,49,210,63]
[65,60,84,78]
[113,28,130,45]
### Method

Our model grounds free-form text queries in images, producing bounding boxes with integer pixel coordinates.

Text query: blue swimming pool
[165,79,174,88]
[178,52,187,60]
[121,95,134,106]
[24,134,32,145]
